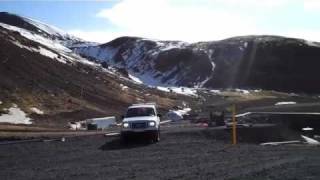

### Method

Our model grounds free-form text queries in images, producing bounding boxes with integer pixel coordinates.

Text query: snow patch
[159,41,187,51]
[10,40,33,51]
[304,40,320,47]
[30,107,44,115]
[302,127,313,131]
[235,89,250,94]
[37,47,68,64]
[210,89,221,94]
[275,101,297,106]
[239,42,248,51]
[169,87,197,96]
[197,61,215,88]
[156,86,197,96]
[156,86,170,92]
[198,76,210,88]
[119,84,129,90]
[23,16,67,37]
[128,74,143,84]
[132,71,162,85]
[38,47,58,59]
[301,135,320,145]
[0,104,32,124]
[73,46,119,63]
[9,38,68,64]
[235,112,252,118]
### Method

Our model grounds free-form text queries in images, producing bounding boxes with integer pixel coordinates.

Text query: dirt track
[1,124,320,180]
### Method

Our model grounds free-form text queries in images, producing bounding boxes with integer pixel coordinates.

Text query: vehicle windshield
[125,107,155,117]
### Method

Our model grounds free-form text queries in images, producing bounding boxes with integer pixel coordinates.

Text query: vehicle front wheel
[120,133,129,144]
[152,130,160,142]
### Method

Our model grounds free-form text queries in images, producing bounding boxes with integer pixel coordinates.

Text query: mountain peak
[0,11,77,40]
[0,11,42,35]
[0,12,98,48]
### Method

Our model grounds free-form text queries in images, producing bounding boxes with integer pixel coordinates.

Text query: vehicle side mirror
[157,114,162,118]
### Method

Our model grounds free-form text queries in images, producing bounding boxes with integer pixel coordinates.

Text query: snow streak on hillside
[73,37,215,87]
[0,22,97,66]
[0,22,70,52]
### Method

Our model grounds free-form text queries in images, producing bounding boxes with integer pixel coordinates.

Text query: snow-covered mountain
[73,36,215,87]
[2,11,320,94]
[73,35,320,93]
[0,12,182,127]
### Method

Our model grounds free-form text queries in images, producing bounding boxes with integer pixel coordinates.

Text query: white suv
[121,103,161,142]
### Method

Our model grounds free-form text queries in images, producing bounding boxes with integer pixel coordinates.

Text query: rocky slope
[73,36,320,93]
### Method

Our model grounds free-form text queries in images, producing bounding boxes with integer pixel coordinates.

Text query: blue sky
[0,1,116,30]
[1,0,320,43]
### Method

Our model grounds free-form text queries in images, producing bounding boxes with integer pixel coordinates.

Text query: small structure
[86,116,117,130]
[166,108,192,121]
[68,120,87,130]
[69,116,117,130]
[166,110,183,121]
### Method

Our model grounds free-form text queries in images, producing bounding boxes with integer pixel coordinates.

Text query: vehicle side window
[146,108,155,116]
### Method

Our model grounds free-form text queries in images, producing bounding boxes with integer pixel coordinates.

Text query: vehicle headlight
[149,121,156,127]
[123,122,129,128]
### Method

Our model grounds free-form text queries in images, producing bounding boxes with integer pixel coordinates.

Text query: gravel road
[1,124,320,180]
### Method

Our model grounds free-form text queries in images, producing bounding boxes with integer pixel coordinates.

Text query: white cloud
[211,0,290,8]
[285,29,320,42]
[303,0,320,12]
[68,29,126,43]
[70,0,320,43]
[95,0,266,42]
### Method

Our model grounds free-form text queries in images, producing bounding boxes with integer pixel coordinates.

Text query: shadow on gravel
[99,138,152,151]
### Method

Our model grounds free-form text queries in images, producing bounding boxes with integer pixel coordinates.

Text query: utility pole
[232,104,237,145]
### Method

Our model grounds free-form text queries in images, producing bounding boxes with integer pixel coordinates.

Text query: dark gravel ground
[1,124,320,180]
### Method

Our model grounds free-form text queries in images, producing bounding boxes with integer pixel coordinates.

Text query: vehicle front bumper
[120,129,159,139]
[121,126,158,133]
